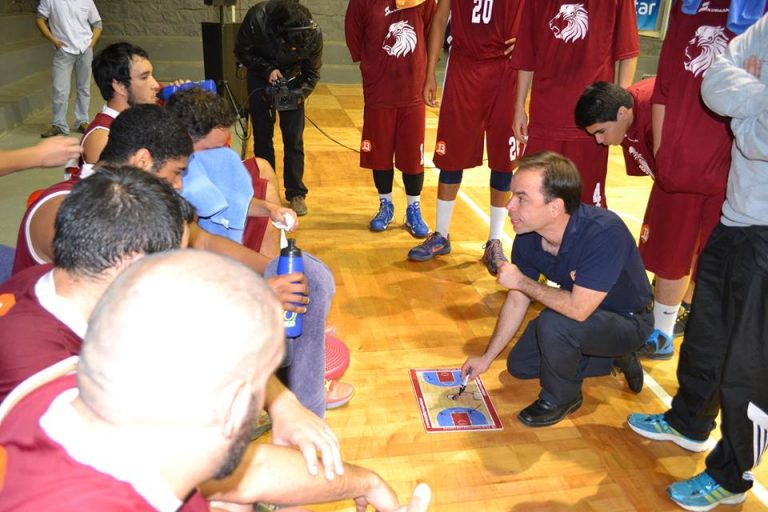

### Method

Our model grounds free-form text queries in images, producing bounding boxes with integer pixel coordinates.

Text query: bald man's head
[77,250,284,428]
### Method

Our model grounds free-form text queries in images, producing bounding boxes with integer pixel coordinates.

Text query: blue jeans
[265,251,334,418]
[51,47,93,132]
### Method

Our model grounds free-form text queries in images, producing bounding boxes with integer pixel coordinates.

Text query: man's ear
[218,380,253,440]
[550,197,565,216]
[112,79,127,99]
[127,148,153,171]
[617,106,629,120]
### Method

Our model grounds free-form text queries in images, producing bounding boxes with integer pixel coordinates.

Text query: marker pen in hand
[458,369,472,397]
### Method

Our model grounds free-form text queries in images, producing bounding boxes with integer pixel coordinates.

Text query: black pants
[248,83,307,200]
[665,224,768,493]
[507,307,652,405]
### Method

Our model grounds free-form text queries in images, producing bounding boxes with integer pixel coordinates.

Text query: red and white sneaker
[325,379,354,409]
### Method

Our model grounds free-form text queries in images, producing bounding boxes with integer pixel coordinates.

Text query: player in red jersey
[0,167,192,404]
[0,250,432,511]
[640,0,758,359]
[575,72,710,360]
[407,0,525,275]
[512,0,639,208]
[346,0,435,238]
[576,79,656,180]
[637,0,756,358]
[65,42,160,180]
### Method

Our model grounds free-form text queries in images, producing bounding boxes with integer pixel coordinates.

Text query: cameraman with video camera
[235,0,322,216]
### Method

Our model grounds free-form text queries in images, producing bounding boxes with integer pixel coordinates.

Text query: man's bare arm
[497,262,607,322]
[200,443,400,510]
[462,289,531,378]
[651,104,665,156]
[422,0,451,107]
[513,70,534,143]
[616,57,638,88]
[187,223,270,274]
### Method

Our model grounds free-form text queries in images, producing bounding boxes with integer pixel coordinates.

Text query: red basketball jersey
[0,375,209,511]
[448,0,524,60]
[651,0,760,195]
[512,0,640,140]
[346,0,436,108]
[622,77,655,178]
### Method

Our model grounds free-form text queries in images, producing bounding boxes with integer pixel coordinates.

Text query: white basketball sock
[489,206,507,240]
[435,199,456,236]
[653,301,680,338]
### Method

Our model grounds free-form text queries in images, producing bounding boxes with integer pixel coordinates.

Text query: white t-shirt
[37,0,101,54]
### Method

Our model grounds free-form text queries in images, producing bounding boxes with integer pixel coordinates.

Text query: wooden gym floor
[254,83,767,511]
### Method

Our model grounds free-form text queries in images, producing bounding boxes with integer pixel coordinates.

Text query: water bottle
[158,79,217,102]
[276,238,304,338]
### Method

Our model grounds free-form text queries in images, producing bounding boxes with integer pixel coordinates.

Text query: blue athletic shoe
[627,413,709,452]
[641,328,674,360]
[667,471,746,511]
[369,198,394,232]
[404,201,429,238]
[408,232,451,261]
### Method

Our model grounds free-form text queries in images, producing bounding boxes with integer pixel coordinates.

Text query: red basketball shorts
[639,183,724,279]
[432,55,520,172]
[360,102,425,174]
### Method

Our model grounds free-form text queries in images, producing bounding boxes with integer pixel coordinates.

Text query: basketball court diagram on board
[410,368,503,433]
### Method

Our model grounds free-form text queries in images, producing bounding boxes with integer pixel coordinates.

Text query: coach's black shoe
[613,351,644,394]
[518,397,582,427]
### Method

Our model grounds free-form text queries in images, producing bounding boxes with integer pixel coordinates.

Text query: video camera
[266,77,302,112]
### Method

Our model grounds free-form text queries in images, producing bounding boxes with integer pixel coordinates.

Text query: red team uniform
[0,375,210,511]
[345,0,435,173]
[432,0,524,172]
[639,0,756,279]
[11,180,76,275]
[0,264,83,403]
[65,105,119,180]
[511,0,639,206]
[621,78,655,178]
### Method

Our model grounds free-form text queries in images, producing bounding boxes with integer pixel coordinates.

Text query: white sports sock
[435,199,456,236]
[653,301,680,338]
[378,193,393,203]
[489,206,507,240]
[406,195,420,206]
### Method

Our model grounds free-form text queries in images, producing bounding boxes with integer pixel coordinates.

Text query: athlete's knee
[536,309,574,352]
[438,169,463,185]
[302,252,336,304]
[490,170,512,192]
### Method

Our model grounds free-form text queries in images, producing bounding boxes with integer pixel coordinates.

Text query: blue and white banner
[636,0,663,31]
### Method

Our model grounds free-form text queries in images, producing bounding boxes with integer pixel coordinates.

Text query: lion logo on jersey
[382,21,417,58]
[549,4,589,43]
[684,25,728,77]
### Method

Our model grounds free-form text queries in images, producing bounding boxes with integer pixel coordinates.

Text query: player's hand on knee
[267,273,310,313]
[270,393,343,480]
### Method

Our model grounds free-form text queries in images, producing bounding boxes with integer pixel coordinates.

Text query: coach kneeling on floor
[461,151,653,427]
